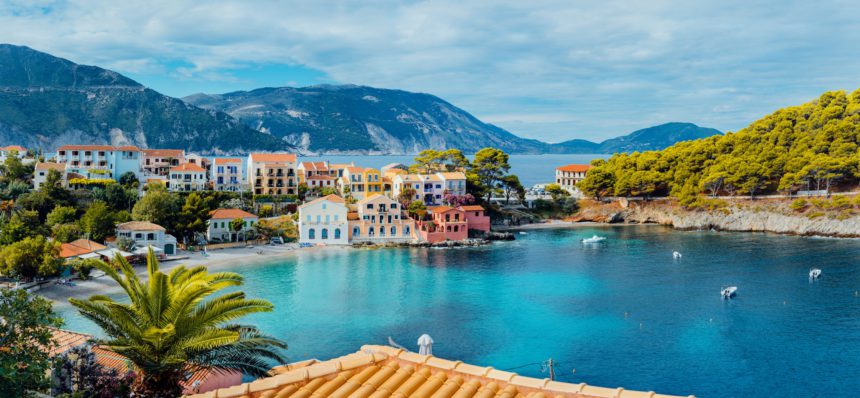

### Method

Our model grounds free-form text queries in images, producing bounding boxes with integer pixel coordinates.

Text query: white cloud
[1,0,859,141]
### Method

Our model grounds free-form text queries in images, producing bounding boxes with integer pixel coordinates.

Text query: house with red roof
[555,164,592,196]
[142,149,185,176]
[213,158,244,192]
[207,208,259,242]
[247,153,298,196]
[55,144,142,182]
[168,162,208,192]
[0,145,26,162]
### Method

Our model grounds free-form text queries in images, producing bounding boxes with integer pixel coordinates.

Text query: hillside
[0,44,290,153]
[578,90,860,200]
[550,122,721,154]
[184,85,549,154]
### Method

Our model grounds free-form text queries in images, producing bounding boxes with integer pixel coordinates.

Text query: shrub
[790,199,808,212]
[830,195,852,210]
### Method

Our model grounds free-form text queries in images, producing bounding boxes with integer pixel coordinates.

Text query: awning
[78,252,101,259]
[132,246,163,255]
[96,248,133,258]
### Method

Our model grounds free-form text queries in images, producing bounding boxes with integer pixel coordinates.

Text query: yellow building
[339,167,383,200]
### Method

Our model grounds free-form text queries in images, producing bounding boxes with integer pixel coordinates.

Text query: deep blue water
[58,226,860,397]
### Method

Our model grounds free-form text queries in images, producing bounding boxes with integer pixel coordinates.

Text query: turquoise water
[58,226,860,397]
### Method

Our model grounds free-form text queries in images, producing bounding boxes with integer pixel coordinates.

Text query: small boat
[519,231,528,235]
[673,251,682,259]
[721,286,737,299]
[581,235,606,244]
[809,268,822,279]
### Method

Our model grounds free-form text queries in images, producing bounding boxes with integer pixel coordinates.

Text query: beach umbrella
[417,334,434,356]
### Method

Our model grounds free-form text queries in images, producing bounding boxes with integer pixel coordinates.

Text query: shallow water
[58,226,860,397]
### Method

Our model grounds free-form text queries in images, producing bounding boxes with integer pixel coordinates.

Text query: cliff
[571,198,860,238]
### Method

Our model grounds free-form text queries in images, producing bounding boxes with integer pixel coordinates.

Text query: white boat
[673,251,682,259]
[519,231,528,235]
[809,268,822,279]
[721,286,737,299]
[582,235,606,244]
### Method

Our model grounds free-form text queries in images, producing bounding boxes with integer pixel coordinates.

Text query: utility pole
[547,358,555,381]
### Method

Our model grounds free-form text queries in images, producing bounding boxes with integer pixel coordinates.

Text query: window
[366,204,374,209]
[334,215,339,222]
[135,233,142,239]
[325,215,330,223]
[391,203,397,209]
[308,228,315,239]
[335,229,341,239]
[322,203,327,210]
[147,233,155,240]
[454,225,459,232]
[390,226,396,236]
[306,215,311,222]
[321,228,328,239]
[404,226,410,236]
[369,227,375,236]
[379,227,385,236]
[353,226,360,237]
[316,215,321,223]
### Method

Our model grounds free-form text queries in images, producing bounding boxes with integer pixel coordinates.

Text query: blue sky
[2,0,860,142]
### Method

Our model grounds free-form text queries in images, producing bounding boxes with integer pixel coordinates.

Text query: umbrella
[417,334,434,356]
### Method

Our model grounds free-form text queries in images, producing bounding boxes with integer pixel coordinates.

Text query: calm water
[58,226,860,397]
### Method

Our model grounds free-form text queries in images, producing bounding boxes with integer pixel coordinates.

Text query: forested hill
[578,89,860,200]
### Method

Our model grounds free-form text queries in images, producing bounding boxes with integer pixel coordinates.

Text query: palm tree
[69,251,286,397]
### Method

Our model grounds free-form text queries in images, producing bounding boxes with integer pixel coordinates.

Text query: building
[297,161,335,182]
[0,145,26,162]
[339,167,383,201]
[55,145,142,181]
[115,221,177,255]
[208,208,259,242]
[213,158,244,192]
[142,149,184,176]
[417,205,468,242]
[298,194,349,245]
[185,153,211,174]
[168,163,208,192]
[58,239,107,260]
[380,162,408,174]
[33,162,67,189]
[187,344,691,398]
[348,195,414,243]
[248,153,298,196]
[556,164,592,195]
[392,172,467,205]
[459,205,491,234]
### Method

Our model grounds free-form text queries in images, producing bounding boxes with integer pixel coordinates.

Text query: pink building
[459,205,491,233]
[417,206,468,243]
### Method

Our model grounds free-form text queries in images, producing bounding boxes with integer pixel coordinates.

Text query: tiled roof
[115,145,142,151]
[556,164,592,173]
[143,149,184,157]
[47,328,92,357]
[171,163,207,172]
[300,161,330,171]
[216,158,243,164]
[117,221,166,231]
[300,194,346,209]
[35,162,66,171]
[250,153,297,163]
[58,145,115,151]
[59,239,107,258]
[346,167,367,173]
[458,205,485,211]
[185,345,692,398]
[428,205,459,214]
[210,208,258,220]
[1,145,26,152]
[437,172,466,179]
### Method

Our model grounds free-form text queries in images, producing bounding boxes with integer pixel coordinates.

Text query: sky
[1,1,860,143]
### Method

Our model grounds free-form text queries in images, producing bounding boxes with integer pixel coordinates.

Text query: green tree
[469,148,511,202]
[577,167,615,200]
[94,183,138,211]
[0,236,62,280]
[47,205,77,227]
[69,252,287,397]
[0,288,63,397]
[545,183,570,202]
[408,200,428,219]
[80,201,116,241]
[132,185,180,229]
[175,192,212,244]
[500,175,525,205]
[118,171,140,188]
[0,151,32,183]
[0,209,44,245]
[52,223,83,243]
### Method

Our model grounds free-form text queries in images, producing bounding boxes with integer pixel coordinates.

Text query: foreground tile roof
[143,149,185,158]
[116,221,166,231]
[1,145,26,152]
[250,153,298,163]
[59,239,108,258]
[171,163,207,172]
[35,161,66,171]
[185,345,693,398]
[556,165,592,173]
[47,328,92,357]
[216,158,243,165]
[210,208,258,220]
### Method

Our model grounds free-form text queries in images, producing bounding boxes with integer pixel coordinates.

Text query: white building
[212,158,244,192]
[33,162,67,189]
[207,208,258,242]
[142,149,184,176]
[298,194,349,245]
[555,164,591,196]
[168,163,207,192]
[349,194,415,244]
[392,172,467,206]
[247,153,298,196]
[0,145,26,163]
[56,145,142,181]
[115,221,177,255]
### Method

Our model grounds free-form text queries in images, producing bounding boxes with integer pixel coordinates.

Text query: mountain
[550,122,721,154]
[0,44,289,153]
[184,85,548,154]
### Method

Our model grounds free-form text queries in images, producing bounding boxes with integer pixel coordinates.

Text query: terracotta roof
[330,163,354,169]
[437,172,466,179]
[117,221,165,231]
[57,145,141,152]
[143,149,184,158]
[210,208,258,220]
[300,194,346,209]
[1,145,26,152]
[171,163,207,172]
[47,328,92,357]
[300,161,330,171]
[185,345,691,398]
[115,145,141,151]
[556,164,592,173]
[59,239,107,258]
[346,167,367,173]
[250,153,297,163]
[428,205,459,214]
[35,162,65,171]
[458,205,485,211]
[216,158,243,164]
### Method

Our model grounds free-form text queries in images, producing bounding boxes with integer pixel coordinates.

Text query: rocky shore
[571,199,860,238]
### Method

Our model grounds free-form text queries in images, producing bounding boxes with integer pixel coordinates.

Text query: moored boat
[721,286,737,299]
[582,235,606,244]
[809,268,822,279]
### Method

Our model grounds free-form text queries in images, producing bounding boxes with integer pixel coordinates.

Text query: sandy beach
[41,243,341,310]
